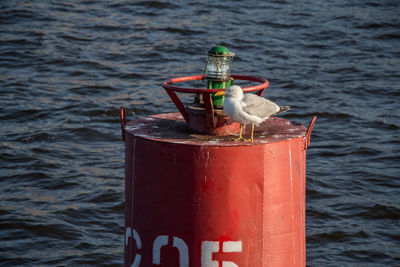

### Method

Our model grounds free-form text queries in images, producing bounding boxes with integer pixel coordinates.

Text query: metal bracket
[203,93,216,129]
[305,116,317,150]
[120,106,126,142]
[162,75,269,133]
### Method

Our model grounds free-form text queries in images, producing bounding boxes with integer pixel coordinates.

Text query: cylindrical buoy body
[124,113,307,266]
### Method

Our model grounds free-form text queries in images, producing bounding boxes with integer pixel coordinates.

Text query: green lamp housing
[204,46,235,107]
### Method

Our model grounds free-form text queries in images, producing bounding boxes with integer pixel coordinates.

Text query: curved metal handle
[120,106,126,142]
[305,116,317,150]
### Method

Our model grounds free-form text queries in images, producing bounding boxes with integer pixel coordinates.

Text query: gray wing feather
[242,94,280,118]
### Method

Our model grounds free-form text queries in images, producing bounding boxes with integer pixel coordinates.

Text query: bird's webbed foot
[232,124,245,141]
[244,123,255,142]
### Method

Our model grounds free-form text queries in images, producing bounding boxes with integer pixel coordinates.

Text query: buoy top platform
[124,112,308,147]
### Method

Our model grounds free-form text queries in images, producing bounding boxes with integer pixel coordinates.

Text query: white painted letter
[201,240,242,267]
[153,235,169,265]
[125,227,142,267]
[173,237,189,267]
[201,241,219,267]
[153,235,189,266]
[222,241,242,253]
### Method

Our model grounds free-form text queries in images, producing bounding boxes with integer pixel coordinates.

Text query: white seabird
[216,85,290,142]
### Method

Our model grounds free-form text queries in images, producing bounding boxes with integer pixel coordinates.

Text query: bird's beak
[215,91,226,96]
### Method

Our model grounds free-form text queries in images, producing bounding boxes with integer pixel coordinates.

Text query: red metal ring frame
[162,75,269,127]
[162,74,269,94]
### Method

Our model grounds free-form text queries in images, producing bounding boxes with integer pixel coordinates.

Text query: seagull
[216,85,290,142]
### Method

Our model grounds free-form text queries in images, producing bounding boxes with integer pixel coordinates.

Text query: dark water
[1,0,399,266]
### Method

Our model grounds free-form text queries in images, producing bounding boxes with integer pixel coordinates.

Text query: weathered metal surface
[124,113,309,266]
[124,113,306,146]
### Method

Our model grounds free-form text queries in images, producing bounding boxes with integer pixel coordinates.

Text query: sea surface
[1,0,399,266]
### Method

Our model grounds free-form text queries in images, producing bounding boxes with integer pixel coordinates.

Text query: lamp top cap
[208,46,235,56]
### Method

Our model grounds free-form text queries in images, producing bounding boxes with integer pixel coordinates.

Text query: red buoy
[122,111,316,266]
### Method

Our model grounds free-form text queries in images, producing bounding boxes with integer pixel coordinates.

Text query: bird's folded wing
[242,94,280,118]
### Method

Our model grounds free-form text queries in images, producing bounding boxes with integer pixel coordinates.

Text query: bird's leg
[251,123,255,142]
[244,123,255,142]
[233,124,244,141]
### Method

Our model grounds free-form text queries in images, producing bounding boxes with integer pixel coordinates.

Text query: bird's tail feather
[275,106,290,114]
